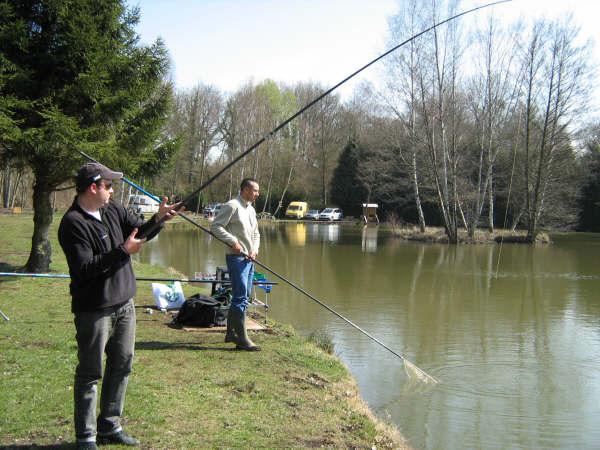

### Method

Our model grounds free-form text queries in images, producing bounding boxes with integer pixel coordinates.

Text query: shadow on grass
[135,340,237,352]
[0,444,75,449]
[0,262,24,281]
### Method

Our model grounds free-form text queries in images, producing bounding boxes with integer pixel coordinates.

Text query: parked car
[318,207,343,221]
[305,209,320,220]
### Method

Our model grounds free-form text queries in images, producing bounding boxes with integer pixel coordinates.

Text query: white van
[127,194,159,218]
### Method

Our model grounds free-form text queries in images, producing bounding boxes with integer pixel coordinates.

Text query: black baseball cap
[75,162,123,191]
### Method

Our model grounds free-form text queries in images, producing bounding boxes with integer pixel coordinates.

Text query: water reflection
[361,225,378,253]
[137,224,600,450]
[306,223,320,241]
[284,223,306,246]
[319,223,340,243]
[281,222,342,245]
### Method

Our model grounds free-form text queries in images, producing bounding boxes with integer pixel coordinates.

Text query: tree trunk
[487,171,494,233]
[262,143,275,213]
[273,132,299,218]
[25,181,54,272]
[273,158,295,218]
[510,205,524,231]
[11,170,23,208]
[412,152,426,233]
[523,33,539,241]
[320,114,327,206]
[2,166,11,208]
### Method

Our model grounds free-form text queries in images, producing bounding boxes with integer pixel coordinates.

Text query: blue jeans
[73,299,136,443]
[226,254,254,313]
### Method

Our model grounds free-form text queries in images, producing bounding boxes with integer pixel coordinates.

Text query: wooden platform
[182,317,266,333]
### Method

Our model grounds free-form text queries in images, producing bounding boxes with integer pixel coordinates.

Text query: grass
[0,212,408,449]
[385,222,547,244]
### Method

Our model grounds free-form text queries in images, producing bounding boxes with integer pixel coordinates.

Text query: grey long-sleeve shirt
[210,195,260,255]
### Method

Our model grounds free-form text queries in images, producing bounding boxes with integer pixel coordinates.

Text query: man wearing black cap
[58,162,180,449]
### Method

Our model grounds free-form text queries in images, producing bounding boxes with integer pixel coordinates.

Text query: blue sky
[132,0,396,95]
[131,0,600,107]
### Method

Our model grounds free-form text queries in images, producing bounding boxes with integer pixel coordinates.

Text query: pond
[137,222,600,450]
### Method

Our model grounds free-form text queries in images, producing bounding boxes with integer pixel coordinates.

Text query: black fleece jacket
[58,198,163,312]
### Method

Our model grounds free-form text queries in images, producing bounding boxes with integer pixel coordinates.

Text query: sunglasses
[95,180,113,189]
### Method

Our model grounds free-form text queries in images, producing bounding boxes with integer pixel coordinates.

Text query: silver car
[318,208,343,221]
[305,209,320,220]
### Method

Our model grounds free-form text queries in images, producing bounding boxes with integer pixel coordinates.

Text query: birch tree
[385,0,428,232]
[464,16,520,236]
[417,0,466,243]
[519,18,592,240]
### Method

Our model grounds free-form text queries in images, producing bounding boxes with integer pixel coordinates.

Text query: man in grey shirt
[210,178,261,351]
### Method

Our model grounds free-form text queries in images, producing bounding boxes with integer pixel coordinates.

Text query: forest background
[2,0,600,272]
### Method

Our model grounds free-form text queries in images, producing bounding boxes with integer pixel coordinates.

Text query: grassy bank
[386,224,550,244]
[0,213,408,449]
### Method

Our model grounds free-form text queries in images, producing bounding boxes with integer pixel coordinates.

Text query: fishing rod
[69,3,519,383]
[0,273,274,322]
[119,0,511,240]
[77,152,440,383]
[79,150,216,239]
[156,0,511,222]
[252,257,439,383]
[0,272,276,285]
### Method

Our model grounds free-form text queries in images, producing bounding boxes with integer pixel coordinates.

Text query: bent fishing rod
[146,0,511,234]
[78,153,439,383]
[73,2,516,381]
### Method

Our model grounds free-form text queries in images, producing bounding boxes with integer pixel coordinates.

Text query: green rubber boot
[224,311,237,343]
[229,307,260,351]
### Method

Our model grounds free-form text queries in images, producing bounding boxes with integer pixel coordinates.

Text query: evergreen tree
[578,146,600,232]
[330,141,368,217]
[0,0,175,271]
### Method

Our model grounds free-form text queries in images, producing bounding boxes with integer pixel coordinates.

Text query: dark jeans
[73,299,136,443]
[226,254,254,313]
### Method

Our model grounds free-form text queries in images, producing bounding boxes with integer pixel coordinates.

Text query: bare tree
[219,82,260,199]
[416,0,466,243]
[463,16,520,236]
[518,17,592,239]
[384,0,428,232]
[315,94,343,206]
[256,82,297,213]
[175,84,223,209]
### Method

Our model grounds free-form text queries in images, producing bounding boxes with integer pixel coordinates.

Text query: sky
[131,0,600,107]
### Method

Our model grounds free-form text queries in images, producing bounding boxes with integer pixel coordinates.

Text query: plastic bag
[151,281,185,309]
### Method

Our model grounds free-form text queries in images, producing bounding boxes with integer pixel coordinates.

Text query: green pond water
[137,223,600,449]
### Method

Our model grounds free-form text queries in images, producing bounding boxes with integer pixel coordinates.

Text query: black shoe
[236,344,261,351]
[98,430,140,446]
[76,442,98,450]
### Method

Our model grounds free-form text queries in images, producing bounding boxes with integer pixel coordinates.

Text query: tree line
[329,1,598,243]
[153,1,600,244]
[2,0,600,272]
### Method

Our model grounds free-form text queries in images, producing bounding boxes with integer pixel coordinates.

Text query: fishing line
[138,0,513,237]
[68,1,517,383]
[494,110,520,278]
[77,154,439,383]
